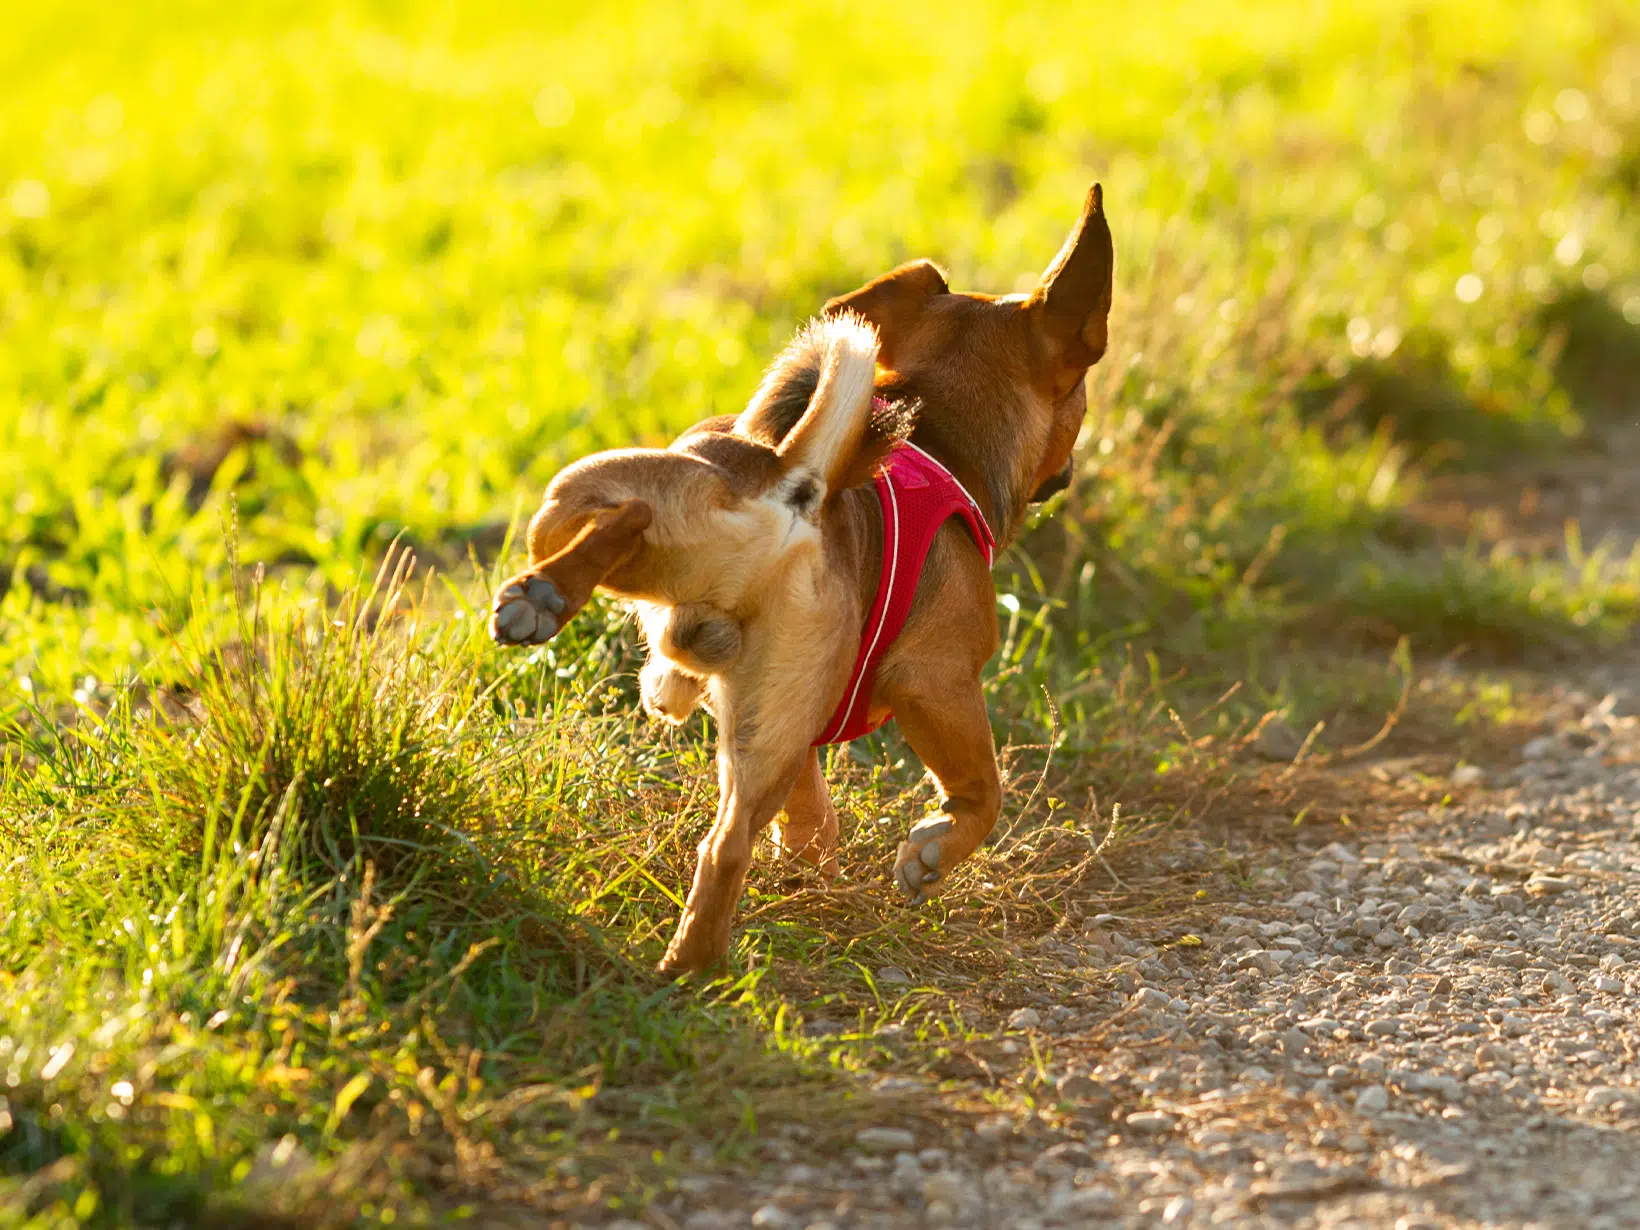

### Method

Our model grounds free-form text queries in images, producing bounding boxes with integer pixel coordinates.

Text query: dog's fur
[490,184,1114,974]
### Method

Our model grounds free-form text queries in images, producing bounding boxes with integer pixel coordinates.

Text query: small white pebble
[1163,1194,1194,1223]
[923,1170,975,1205]
[1133,987,1171,1010]
[1126,1110,1176,1135]
[1355,1085,1390,1113]
[854,1127,916,1153]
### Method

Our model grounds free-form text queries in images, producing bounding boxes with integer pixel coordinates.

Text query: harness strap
[813,442,995,745]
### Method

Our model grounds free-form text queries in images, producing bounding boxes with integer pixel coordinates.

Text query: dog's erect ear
[1025,183,1114,370]
[822,260,947,368]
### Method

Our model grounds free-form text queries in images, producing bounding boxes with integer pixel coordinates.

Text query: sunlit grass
[3,0,1640,1220]
[3,0,1639,701]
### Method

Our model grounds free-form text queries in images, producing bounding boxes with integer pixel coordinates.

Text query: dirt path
[580,416,1640,1230]
[626,421,1640,1229]
[1411,423,1640,565]
[635,680,1640,1230]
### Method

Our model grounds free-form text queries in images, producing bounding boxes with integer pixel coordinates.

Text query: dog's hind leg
[880,671,1001,905]
[658,729,808,974]
[490,499,651,646]
[769,748,839,875]
[657,632,844,973]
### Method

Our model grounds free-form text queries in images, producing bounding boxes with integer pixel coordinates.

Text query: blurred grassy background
[4,0,1640,1222]
[5,0,1640,698]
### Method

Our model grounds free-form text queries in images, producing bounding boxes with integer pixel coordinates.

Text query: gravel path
[648,682,1640,1230]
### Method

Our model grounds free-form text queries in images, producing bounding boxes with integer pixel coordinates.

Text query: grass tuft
[1534,285,1640,418]
[156,550,492,885]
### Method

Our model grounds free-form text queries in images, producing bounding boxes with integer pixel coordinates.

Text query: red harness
[813,440,996,745]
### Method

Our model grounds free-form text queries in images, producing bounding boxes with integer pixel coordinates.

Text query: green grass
[2,557,892,1223]
[4,0,1640,1221]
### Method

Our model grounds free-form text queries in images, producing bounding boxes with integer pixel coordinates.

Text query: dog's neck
[882,377,1084,550]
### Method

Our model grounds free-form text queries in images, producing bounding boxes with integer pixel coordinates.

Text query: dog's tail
[737,312,910,500]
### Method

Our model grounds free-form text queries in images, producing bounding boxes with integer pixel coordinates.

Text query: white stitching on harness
[819,469,901,743]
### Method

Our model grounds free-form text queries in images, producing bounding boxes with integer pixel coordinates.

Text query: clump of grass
[1297,327,1568,469]
[0,534,1455,1221]
[1339,535,1640,656]
[153,549,493,884]
[1533,285,1640,418]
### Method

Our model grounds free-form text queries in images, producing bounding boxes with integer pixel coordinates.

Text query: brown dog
[490,184,1113,974]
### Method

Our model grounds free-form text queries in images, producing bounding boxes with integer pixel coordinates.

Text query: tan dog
[491,184,1113,974]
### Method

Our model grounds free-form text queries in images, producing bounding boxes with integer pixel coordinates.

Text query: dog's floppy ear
[1025,182,1114,371]
[822,259,947,368]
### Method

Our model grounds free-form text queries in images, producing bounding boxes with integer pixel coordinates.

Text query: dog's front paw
[894,816,952,903]
[489,573,567,646]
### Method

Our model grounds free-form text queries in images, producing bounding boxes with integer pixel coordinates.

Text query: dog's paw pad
[525,576,566,614]
[490,577,562,646]
[894,817,953,903]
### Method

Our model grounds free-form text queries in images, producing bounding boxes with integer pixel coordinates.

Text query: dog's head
[821,183,1113,530]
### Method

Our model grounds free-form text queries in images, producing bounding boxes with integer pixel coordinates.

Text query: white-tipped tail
[772,312,880,497]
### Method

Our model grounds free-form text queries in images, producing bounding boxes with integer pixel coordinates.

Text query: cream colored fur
[617,314,882,727]
[754,312,879,496]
